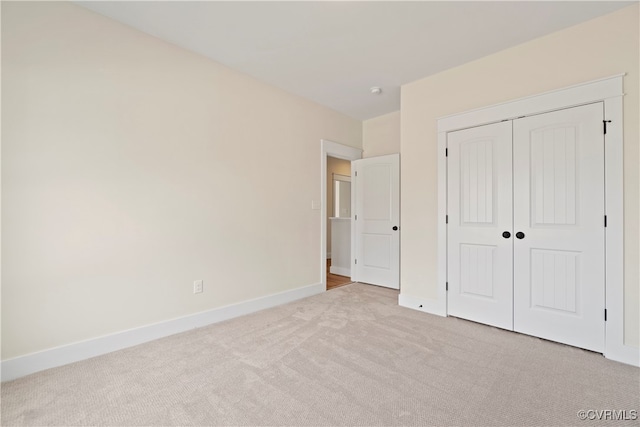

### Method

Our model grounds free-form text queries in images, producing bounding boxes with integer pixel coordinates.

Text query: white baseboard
[329,266,350,276]
[1,282,325,382]
[605,343,640,367]
[398,293,447,317]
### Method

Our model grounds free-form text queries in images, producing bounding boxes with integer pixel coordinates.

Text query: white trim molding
[1,282,325,382]
[329,266,351,277]
[602,94,638,367]
[436,75,638,366]
[437,74,626,133]
[399,293,447,317]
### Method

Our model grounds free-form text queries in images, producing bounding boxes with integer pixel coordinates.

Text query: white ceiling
[77,1,632,120]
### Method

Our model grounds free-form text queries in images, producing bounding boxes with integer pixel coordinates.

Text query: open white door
[352,154,400,289]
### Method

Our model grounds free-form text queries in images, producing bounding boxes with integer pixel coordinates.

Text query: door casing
[435,75,635,366]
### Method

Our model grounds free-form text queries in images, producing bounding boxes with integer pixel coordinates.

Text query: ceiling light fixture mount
[370,86,382,95]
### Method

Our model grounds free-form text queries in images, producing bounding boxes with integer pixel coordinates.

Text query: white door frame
[320,140,362,290]
[435,75,637,366]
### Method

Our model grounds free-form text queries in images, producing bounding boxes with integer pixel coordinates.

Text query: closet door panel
[447,121,513,330]
[513,103,605,352]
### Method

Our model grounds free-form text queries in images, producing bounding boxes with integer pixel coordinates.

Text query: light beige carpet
[2,283,639,426]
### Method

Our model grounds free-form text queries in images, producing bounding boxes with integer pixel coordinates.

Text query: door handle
[502,231,511,239]
[516,231,525,239]
[392,226,399,231]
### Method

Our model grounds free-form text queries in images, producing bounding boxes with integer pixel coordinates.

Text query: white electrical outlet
[193,280,203,294]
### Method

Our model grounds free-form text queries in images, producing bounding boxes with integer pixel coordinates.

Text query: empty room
[2,1,639,426]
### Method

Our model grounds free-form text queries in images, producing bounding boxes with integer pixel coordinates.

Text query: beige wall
[363,111,400,158]
[326,156,351,256]
[1,2,362,360]
[401,4,639,347]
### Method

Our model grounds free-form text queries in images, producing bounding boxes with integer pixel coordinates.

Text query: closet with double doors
[447,102,605,352]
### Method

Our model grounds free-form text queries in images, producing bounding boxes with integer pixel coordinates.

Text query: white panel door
[353,154,400,289]
[513,103,605,352]
[447,121,513,330]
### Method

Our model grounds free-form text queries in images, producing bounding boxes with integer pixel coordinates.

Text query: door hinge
[604,215,607,227]
[446,215,449,224]
[604,309,607,321]
[603,120,612,135]
[354,259,357,265]
[446,282,449,291]
[355,214,357,220]
[445,148,448,157]
[355,171,358,177]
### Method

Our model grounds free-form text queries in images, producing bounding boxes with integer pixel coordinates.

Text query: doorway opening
[320,140,362,291]
[327,157,352,289]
